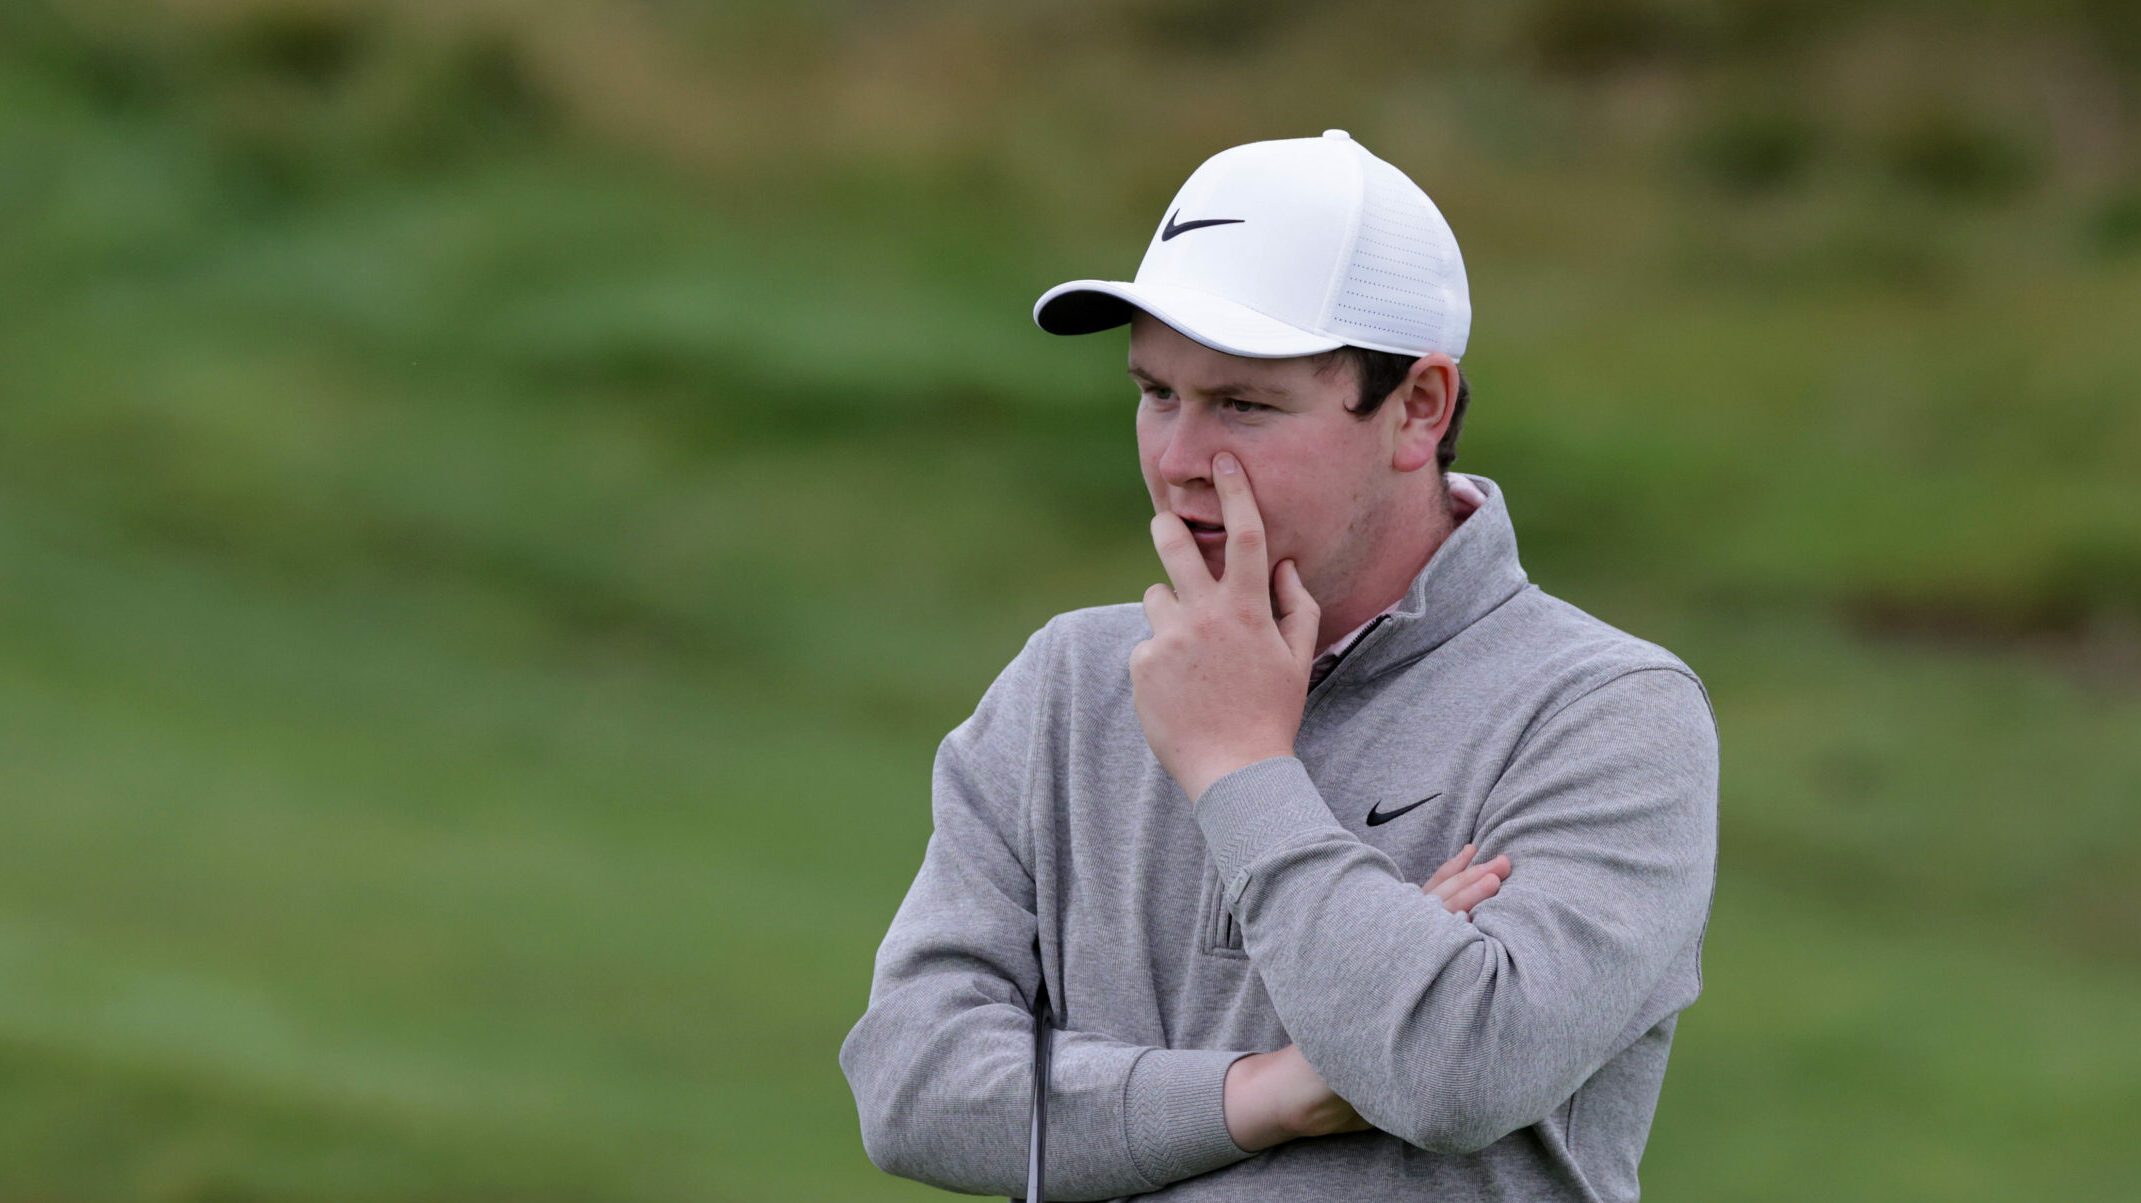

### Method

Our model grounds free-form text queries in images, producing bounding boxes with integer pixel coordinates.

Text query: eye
[1139,385,1176,404]
[1221,397,1269,414]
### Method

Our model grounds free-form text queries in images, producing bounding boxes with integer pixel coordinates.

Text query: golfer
[839,130,1719,1201]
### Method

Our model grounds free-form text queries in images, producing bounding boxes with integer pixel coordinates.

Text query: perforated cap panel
[1323,154,1470,360]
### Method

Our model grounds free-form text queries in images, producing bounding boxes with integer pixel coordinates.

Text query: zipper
[1207,859,1246,954]
[1303,613,1392,719]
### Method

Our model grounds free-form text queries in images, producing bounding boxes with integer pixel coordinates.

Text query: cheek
[1241,465,1306,534]
[1254,472,1345,563]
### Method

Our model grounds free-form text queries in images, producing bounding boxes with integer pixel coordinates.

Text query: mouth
[1180,517,1227,548]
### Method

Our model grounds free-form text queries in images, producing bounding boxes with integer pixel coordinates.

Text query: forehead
[1126,312,1340,397]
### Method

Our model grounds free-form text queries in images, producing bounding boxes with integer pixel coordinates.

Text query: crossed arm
[1222,843,1509,1152]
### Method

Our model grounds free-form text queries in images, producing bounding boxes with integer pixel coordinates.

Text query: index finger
[1212,452,1267,595]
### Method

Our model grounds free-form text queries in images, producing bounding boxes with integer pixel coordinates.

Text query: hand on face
[1131,452,1322,803]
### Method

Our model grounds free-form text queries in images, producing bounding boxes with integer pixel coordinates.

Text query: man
[839,130,1719,1201]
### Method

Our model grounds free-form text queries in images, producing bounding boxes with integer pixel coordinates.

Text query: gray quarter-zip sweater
[839,472,1720,1201]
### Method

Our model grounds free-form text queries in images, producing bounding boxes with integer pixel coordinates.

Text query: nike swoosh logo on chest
[1364,792,1442,826]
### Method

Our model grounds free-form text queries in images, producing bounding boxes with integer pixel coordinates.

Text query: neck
[1313,477,1456,653]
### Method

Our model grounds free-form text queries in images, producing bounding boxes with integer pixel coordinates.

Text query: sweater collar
[1312,471,1531,692]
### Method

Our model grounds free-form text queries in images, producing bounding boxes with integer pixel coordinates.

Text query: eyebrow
[1126,363,1287,398]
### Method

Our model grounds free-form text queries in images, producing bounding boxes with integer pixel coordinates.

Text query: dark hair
[1311,346,1471,473]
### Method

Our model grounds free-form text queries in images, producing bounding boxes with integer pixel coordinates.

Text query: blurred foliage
[1,1,2138,1200]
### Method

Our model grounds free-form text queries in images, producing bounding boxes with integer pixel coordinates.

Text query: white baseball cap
[1032,129,1470,361]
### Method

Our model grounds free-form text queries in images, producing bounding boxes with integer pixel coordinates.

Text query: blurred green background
[3,1,2138,1199]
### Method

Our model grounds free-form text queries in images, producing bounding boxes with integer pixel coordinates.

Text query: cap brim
[1032,280,1345,359]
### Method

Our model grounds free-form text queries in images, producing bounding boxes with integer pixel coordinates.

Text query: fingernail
[1216,453,1239,475]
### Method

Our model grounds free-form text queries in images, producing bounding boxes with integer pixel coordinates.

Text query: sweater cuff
[1122,1047,1260,1185]
[1193,755,1351,908]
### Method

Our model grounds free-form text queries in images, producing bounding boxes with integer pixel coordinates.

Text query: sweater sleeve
[1190,666,1720,1154]
[838,622,1262,1199]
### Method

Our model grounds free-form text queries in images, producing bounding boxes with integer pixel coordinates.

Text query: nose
[1154,407,1226,491]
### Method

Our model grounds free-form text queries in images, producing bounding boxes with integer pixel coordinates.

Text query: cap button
[1323,128,1351,140]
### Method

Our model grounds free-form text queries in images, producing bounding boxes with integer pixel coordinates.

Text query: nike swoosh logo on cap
[1161,209,1246,241]
[1365,793,1442,826]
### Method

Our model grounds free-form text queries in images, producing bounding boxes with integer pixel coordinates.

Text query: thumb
[1273,559,1320,666]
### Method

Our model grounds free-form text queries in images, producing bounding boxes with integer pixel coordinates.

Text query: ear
[1389,353,1458,473]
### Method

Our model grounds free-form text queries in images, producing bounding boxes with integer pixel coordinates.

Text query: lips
[1181,518,1226,546]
